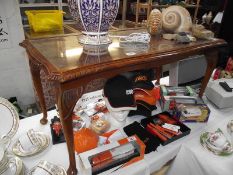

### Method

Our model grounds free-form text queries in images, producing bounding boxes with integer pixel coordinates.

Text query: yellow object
[25,10,64,32]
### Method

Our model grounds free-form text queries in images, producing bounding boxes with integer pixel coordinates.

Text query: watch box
[140,112,191,146]
[78,135,145,175]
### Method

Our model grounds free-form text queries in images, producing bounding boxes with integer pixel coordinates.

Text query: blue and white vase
[68,0,119,45]
[68,0,84,30]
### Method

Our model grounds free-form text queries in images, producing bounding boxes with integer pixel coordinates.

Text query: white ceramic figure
[104,97,129,127]
[206,11,213,25]
[108,110,129,127]
[162,5,192,34]
[147,9,162,35]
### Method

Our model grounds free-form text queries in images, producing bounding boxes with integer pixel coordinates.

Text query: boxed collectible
[165,96,211,123]
[160,85,196,111]
[160,85,195,96]
[160,95,203,112]
[79,135,145,175]
[174,103,210,122]
[140,112,191,145]
[50,116,65,145]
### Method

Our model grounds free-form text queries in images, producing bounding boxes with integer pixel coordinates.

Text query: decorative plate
[0,97,19,141]
[200,128,233,156]
[28,160,66,175]
[12,132,50,157]
[0,156,24,175]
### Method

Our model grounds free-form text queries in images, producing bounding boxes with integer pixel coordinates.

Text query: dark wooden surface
[20,28,226,175]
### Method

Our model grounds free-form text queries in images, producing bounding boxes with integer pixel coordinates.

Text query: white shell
[162,5,192,33]
[147,9,162,35]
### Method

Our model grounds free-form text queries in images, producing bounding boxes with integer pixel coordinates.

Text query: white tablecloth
[167,105,233,175]
[9,98,233,174]
[10,110,69,173]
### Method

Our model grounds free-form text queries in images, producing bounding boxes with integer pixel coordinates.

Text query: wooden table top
[21,28,226,82]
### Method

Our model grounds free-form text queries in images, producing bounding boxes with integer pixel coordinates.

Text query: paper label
[127,136,136,142]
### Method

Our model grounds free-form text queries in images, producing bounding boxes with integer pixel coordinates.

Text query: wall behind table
[0,0,35,106]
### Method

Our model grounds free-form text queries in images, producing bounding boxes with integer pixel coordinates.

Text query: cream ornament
[162,5,192,34]
[147,9,162,35]
[220,70,232,79]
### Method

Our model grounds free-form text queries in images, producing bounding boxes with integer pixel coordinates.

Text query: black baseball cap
[103,75,137,111]
[128,100,157,117]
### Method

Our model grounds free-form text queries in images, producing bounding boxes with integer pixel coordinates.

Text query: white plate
[12,132,50,157]
[0,156,24,175]
[28,160,66,175]
[0,97,19,141]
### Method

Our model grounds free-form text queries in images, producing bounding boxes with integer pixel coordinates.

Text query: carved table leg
[29,59,48,124]
[57,86,83,175]
[199,51,218,97]
[155,66,162,84]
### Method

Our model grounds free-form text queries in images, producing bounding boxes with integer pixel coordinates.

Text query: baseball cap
[132,70,155,90]
[103,75,137,111]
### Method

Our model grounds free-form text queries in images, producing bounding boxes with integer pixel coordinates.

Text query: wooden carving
[147,9,162,35]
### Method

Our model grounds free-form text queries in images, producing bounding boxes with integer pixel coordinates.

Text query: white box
[78,136,145,175]
[205,78,233,108]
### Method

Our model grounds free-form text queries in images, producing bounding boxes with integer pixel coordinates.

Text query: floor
[151,165,170,175]
[151,160,172,175]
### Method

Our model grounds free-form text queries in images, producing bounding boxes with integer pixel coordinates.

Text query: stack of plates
[200,128,233,156]
[0,156,24,175]
[0,97,24,174]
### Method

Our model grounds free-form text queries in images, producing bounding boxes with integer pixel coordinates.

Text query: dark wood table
[20,28,226,175]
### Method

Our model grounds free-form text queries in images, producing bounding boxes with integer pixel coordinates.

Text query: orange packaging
[74,128,98,153]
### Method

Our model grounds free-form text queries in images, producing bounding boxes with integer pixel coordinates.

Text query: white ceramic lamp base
[79,32,112,45]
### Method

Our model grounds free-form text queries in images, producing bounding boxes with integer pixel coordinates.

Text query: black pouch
[123,121,160,154]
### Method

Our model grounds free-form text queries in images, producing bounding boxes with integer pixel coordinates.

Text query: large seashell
[147,9,162,35]
[162,5,192,33]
